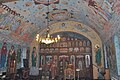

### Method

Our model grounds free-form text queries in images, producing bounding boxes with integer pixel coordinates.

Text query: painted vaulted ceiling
[0,0,18,3]
[0,0,119,44]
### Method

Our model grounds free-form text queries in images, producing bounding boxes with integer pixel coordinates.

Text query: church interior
[0,0,120,80]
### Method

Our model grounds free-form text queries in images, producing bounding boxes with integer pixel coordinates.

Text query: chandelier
[36,28,60,44]
[35,0,60,44]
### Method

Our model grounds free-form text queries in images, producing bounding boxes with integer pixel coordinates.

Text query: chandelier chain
[36,0,60,44]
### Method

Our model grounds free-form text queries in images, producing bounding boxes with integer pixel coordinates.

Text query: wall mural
[105,15,120,42]
[16,45,22,69]
[104,30,120,79]
[113,0,120,14]
[114,34,120,76]
[105,37,117,76]
[0,42,7,70]
[50,21,100,42]
[88,0,115,20]
[34,0,59,5]
[7,45,16,74]
[0,41,29,72]
[48,9,71,21]
[0,0,18,3]
[31,47,37,67]
[0,6,38,43]
[74,23,89,33]
[0,7,11,32]
[0,42,17,71]
[2,0,118,41]
[86,0,116,31]
[95,44,101,66]
[73,23,96,39]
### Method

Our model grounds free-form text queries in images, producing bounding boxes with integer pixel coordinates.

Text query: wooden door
[59,55,69,79]
[76,54,93,80]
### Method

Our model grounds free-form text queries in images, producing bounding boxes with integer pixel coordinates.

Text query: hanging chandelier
[36,28,60,44]
[35,0,60,44]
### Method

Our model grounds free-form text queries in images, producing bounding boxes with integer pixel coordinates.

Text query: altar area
[0,36,93,80]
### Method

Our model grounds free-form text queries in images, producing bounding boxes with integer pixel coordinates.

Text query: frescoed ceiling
[0,0,18,3]
[0,0,119,44]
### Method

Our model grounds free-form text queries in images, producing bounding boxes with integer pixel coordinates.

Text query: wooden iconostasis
[39,35,93,80]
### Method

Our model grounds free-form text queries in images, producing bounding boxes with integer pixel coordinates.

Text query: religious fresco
[113,0,120,15]
[105,37,117,76]
[0,0,119,79]
[88,0,115,20]
[48,9,71,21]
[34,0,59,5]
[114,34,120,76]
[0,42,19,71]
[50,21,100,42]
[0,41,30,72]
[85,0,116,31]
[31,47,37,67]
[95,44,101,66]
[74,23,89,33]
[16,45,22,69]
[2,0,116,31]
[0,0,119,43]
[0,7,11,32]
[0,42,7,70]
[105,15,120,41]
[10,20,38,42]
[7,45,16,74]
[103,30,120,79]
[73,23,96,39]
[0,0,18,3]
[0,6,38,43]
[59,23,66,29]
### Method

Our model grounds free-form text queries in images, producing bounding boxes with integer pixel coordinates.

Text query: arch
[32,21,104,79]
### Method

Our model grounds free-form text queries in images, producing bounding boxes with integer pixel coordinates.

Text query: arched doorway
[39,32,93,80]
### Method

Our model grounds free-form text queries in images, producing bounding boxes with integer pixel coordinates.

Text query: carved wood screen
[39,36,93,80]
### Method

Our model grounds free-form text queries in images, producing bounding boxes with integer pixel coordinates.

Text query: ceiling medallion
[34,0,59,5]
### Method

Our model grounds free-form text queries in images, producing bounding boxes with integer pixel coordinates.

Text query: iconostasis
[38,32,92,80]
